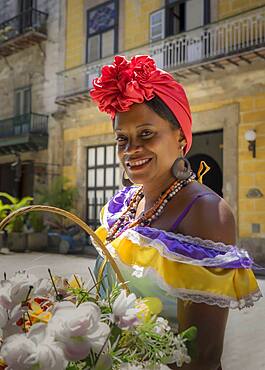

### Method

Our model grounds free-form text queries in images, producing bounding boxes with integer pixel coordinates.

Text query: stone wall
[0,0,64,191]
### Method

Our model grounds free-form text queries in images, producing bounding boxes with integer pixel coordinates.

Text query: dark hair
[145,96,180,129]
[113,95,180,129]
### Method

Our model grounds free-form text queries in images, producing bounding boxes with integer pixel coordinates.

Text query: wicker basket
[0,205,128,292]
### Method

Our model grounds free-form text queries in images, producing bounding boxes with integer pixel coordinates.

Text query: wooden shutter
[150,8,165,42]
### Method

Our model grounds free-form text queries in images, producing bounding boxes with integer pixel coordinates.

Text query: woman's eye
[115,136,127,144]
[141,130,153,138]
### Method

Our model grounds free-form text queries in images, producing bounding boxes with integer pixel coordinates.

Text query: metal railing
[151,5,265,69]
[0,8,48,44]
[56,6,265,99]
[0,113,49,138]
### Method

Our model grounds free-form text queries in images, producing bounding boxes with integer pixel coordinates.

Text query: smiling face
[114,103,185,188]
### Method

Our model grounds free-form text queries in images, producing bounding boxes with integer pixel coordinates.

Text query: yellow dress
[94,186,262,324]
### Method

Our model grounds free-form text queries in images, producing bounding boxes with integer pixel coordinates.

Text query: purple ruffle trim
[106,186,137,228]
[105,187,253,270]
[134,226,253,269]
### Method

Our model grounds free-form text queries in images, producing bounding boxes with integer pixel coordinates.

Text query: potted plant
[0,192,33,252]
[34,177,79,253]
[27,212,48,252]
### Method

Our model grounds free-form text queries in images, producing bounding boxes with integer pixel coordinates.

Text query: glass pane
[88,205,95,220]
[115,166,120,186]
[23,88,31,114]
[106,167,113,186]
[87,34,100,62]
[89,1,115,34]
[15,91,21,116]
[96,168,104,187]
[88,148,95,167]
[106,145,114,164]
[96,204,102,219]
[88,169,95,187]
[151,12,162,25]
[102,29,114,58]
[97,147,104,165]
[88,190,95,203]
[96,190,104,204]
[151,24,162,39]
[105,189,114,202]
[115,146,119,163]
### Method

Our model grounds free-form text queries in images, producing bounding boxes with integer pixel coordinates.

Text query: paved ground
[0,252,264,370]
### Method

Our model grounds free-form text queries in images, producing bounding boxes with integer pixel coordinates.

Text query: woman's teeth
[127,158,150,168]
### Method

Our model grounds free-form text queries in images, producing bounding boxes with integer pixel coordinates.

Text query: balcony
[56,5,265,105]
[150,5,265,78]
[0,8,48,57]
[0,113,49,154]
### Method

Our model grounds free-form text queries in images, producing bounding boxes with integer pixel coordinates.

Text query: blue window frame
[86,0,118,63]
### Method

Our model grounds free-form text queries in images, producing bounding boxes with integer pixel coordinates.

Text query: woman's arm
[175,300,229,370]
[172,195,236,370]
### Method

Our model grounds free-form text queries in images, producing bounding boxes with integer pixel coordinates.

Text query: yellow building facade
[55,0,265,260]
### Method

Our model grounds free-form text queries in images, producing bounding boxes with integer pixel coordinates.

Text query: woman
[90,55,261,370]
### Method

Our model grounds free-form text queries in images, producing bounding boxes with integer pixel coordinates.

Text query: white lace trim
[174,288,262,310]
[120,229,249,267]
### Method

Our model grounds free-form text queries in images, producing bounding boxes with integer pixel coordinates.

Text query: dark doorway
[187,130,223,197]
[0,161,34,198]
[19,0,33,31]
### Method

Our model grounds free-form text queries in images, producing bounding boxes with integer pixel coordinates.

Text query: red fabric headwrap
[90,55,192,154]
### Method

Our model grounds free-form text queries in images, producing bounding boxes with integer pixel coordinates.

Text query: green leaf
[109,324,122,346]
[0,192,17,204]
[180,326,197,341]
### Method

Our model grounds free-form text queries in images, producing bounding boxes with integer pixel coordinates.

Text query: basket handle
[0,205,129,293]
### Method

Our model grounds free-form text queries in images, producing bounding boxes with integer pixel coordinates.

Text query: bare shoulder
[179,182,236,245]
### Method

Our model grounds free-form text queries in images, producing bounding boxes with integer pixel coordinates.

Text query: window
[165,0,210,37]
[86,144,120,228]
[14,86,31,134]
[14,86,31,116]
[86,0,118,63]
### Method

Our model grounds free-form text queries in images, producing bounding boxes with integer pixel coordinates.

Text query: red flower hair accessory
[90,55,192,154]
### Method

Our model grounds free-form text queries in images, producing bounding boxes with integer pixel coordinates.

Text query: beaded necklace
[106,172,196,243]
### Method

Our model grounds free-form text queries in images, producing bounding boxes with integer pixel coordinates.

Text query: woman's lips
[126,158,152,171]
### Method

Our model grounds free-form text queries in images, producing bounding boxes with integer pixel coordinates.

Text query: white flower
[165,336,191,367]
[0,324,67,370]
[0,334,34,370]
[9,271,38,306]
[112,290,139,329]
[33,278,53,296]
[153,317,171,335]
[0,272,39,310]
[132,265,144,278]
[27,324,68,370]
[49,301,110,360]
[0,305,8,329]
[0,280,12,309]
